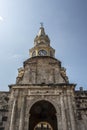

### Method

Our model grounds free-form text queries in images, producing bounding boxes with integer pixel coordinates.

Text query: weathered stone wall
[0,92,9,130]
[75,90,87,130]
[16,57,69,84]
[5,84,77,130]
[0,85,87,130]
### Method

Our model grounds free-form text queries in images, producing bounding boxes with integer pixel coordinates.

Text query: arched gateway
[29,100,58,130]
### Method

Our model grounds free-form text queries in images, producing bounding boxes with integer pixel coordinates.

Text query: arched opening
[29,100,57,130]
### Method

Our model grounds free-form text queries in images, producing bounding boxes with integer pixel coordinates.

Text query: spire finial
[40,22,43,27]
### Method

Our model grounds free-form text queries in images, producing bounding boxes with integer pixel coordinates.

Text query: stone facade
[16,57,68,84]
[0,26,87,130]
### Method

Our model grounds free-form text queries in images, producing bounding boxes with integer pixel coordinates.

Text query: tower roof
[34,25,50,46]
[38,26,45,36]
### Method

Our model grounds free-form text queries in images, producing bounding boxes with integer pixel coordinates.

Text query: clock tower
[3,25,87,130]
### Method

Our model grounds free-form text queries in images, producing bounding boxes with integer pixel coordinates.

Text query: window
[2,116,7,121]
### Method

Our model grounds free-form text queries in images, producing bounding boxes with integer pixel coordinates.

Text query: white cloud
[12,54,21,59]
[0,16,3,22]
[6,52,27,61]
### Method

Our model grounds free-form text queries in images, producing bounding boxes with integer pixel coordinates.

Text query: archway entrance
[29,100,57,130]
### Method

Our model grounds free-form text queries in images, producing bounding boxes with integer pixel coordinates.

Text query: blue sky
[0,0,87,91]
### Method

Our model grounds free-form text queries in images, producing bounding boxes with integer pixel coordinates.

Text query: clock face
[38,50,47,56]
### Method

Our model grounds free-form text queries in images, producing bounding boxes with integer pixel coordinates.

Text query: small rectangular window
[2,116,7,121]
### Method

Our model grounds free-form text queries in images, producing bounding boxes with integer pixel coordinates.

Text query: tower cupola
[29,25,55,58]
[34,26,50,46]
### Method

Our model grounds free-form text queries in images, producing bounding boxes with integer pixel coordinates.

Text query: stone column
[67,95,76,130]
[56,112,62,130]
[60,95,67,130]
[24,98,30,130]
[82,114,87,130]
[63,94,71,130]
[9,98,17,130]
[19,96,26,130]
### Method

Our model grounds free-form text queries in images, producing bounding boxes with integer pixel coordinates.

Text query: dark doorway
[29,100,57,130]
